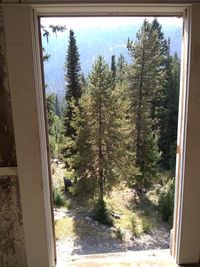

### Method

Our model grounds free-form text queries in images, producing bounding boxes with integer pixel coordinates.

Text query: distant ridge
[42,22,182,98]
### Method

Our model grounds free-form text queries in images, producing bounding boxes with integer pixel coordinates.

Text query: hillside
[42,19,182,98]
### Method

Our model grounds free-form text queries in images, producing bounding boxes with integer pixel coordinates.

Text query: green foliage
[115,228,124,240]
[92,199,113,226]
[68,56,138,200]
[158,53,180,172]
[64,29,82,137]
[116,54,128,84]
[65,199,73,209]
[71,177,97,197]
[54,189,65,207]
[58,19,179,227]
[127,19,163,189]
[158,178,175,226]
[130,214,140,237]
[62,30,83,170]
[141,216,154,234]
[46,93,64,159]
[111,54,116,85]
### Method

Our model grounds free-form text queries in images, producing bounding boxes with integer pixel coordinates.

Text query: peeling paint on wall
[0,7,16,167]
[0,7,27,266]
[0,176,27,267]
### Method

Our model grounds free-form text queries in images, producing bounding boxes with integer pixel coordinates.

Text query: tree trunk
[136,46,145,170]
[98,95,104,202]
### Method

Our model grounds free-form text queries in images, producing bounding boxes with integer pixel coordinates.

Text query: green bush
[49,135,56,159]
[72,177,97,197]
[54,189,65,207]
[130,214,140,236]
[158,179,175,226]
[115,228,124,240]
[65,199,73,209]
[92,199,113,226]
[142,216,153,234]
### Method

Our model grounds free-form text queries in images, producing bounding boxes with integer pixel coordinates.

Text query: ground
[56,250,176,267]
[51,161,170,264]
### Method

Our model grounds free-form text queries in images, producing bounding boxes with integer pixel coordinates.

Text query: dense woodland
[45,18,180,226]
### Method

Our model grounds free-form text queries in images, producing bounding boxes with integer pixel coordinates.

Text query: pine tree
[159,52,180,171]
[111,55,116,86]
[149,18,168,133]
[127,19,161,190]
[64,29,82,137]
[55,94,61,117]
[46,93,64,159]
[71,56,135,200]
[116,54,128,84]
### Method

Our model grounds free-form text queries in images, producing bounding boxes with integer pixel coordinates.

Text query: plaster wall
[0,7,27,267]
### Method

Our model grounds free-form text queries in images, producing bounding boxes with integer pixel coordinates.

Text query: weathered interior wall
[0,176,27,267]
[0,9,15,167]
[0,7,27,267]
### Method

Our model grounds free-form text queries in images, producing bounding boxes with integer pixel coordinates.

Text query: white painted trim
[173,5,200,264]
[32,9,56,265]
[172,7,191,263]
[33,3,187,16]
[3,6,55,267]
[32,4,188,265]
[0,167,18,176]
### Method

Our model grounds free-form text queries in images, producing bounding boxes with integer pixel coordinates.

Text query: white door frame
[3,3,200,266]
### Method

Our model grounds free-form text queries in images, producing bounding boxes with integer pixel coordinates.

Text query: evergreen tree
[111,55,116,86]
[116,54,128,84]
[71,56,135,200]
[55,94,61,117]
[127,19,161,190]
[64,29,82,137]
[159,52,180,171]
[46,93,56,133]
[149,18,168,133]
[62,30,82,169]
[46,93,64,159]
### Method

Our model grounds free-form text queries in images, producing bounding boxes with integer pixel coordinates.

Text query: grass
[55,217,75,240]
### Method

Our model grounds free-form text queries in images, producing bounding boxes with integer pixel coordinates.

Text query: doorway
[3,4,200,266]
[40,15,182,265]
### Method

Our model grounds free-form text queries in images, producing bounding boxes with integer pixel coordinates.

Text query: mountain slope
[42,22,182,98]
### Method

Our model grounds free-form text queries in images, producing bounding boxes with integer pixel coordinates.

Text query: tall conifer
[159,52,180,171]
[64,29,81,137]
[127,19,161,190]
[71,56,135,200]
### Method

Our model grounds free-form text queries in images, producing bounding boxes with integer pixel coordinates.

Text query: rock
[111,213,121,219]
[130,236,135,241]
[53,158,59,164]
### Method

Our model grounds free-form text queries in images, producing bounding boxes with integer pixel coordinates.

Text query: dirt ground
[51,161,170,263]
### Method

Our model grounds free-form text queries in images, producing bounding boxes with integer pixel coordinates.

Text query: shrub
[65,199,73,209]
[49,135,56,159]
[158,179,175,226]
[71,177,97,197]
[115,227,124,240]
[142,217,153,234]
[54,189,65,207]
[92,199,113,226]
[130,214,140,236]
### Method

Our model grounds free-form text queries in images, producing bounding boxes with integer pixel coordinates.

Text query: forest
[44,18,180,245]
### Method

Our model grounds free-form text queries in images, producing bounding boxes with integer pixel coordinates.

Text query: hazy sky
[41,17,183,31]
